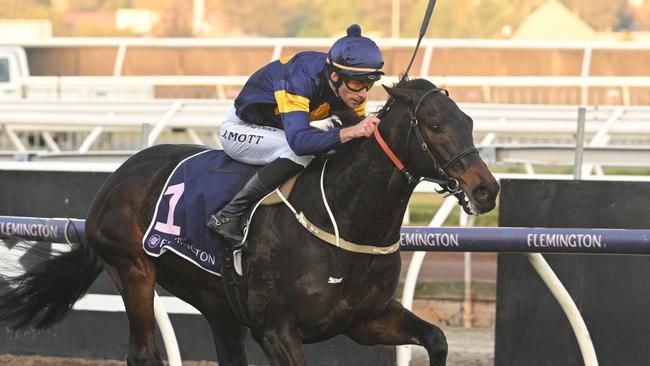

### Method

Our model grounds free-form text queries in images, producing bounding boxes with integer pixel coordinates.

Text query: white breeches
[220,107,315,167]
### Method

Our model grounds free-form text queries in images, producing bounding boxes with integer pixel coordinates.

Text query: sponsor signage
[2,215,650,254]
[0,216,85,244]
[399,227,650,254]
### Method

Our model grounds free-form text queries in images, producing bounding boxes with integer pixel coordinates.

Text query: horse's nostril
[473,185,492,203]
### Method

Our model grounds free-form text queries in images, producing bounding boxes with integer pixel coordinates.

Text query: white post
[193,0,205,36]
[391,0,400,38]
[460,211,475,328]
[583,106,624,177]
[397,196,458,366]
[148,100,183,147]
[153,290,183,366]
[527,254,599,366]
[580,46,592,105]
[113,43,127,77]
[573,106,587,180]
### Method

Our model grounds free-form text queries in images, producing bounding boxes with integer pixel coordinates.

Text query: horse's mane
[316,78,438,164]
[376,78,436,117]
[396,77,437,90]
[314,137,364,163]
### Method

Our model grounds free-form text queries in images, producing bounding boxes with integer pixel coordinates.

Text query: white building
[0,19,52,41]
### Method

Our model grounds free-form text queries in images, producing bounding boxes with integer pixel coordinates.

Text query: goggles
[342,76,375,92]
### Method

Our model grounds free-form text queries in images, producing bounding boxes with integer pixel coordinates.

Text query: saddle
[260,173,300,206]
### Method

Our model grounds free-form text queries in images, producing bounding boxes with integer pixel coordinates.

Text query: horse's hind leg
[346,299,448,366]
[103,259,163,366]
[252,322,307,366]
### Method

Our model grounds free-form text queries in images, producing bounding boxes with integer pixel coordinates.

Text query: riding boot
[207,158,304,246]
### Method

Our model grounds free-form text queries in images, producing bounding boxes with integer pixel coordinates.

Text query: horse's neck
[322,108,414,245]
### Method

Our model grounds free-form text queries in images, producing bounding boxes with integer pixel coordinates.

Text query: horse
[0,78,499,366]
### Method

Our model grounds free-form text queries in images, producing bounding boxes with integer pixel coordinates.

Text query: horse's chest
[341,254,401,308]
[245,240,402,338]
[291,253,402,335]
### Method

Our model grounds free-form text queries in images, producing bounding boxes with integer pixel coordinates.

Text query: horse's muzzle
[471,180,500,214]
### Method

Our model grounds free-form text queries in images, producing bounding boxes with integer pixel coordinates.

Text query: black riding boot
[207,158,303,246]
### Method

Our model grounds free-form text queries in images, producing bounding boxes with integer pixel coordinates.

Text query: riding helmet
[327,24,384,82]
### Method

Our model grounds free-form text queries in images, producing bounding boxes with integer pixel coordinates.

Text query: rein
[374,87,479,201]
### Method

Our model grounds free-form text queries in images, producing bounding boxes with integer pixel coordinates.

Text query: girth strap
[295,212,400,255]
[219,245,253,325]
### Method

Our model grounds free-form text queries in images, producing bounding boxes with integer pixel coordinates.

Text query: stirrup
[207,214,234,229]
[207,214,245,245]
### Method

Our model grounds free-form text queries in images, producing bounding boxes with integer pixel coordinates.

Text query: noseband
[374,87,479,198]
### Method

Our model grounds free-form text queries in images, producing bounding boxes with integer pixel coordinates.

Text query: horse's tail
[0,240,103,332]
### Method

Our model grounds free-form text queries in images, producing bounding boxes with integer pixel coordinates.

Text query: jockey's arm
[275,71,379,156]
[280,110,380,155]
[281,110,342,155]
[339,115,380,143]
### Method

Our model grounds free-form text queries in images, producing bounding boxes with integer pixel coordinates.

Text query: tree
[292,0,370,37]
[561,0,628,31]
[2,0,645,38]
[629,1,650,31]
[206,0,386,37]
[0,0,51,18]
[208,0,296,36]
[66,0,104,11]
[398,0,541,39]
[152,1,193,37]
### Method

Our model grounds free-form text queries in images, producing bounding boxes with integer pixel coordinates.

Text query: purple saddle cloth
[142,149,256,275]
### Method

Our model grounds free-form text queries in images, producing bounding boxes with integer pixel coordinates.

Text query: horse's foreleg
[206,314,249,366]
[106,260,163,366]
[252,322,307,366]
[346,299,448,366]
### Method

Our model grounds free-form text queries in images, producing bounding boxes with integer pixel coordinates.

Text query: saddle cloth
[142,149,258,275]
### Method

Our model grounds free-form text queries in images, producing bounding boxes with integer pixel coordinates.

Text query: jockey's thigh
[221,108,313,167]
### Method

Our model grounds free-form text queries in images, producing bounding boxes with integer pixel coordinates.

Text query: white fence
[12,75,650,105]
[2,37,650,103]
[1,100,649,175]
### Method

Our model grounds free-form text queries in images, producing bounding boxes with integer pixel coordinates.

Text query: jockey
[207,24,384,246]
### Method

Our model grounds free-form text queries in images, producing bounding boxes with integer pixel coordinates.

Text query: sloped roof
[513,0,597,40]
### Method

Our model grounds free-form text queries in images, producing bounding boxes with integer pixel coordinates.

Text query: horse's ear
[383,84,417,106]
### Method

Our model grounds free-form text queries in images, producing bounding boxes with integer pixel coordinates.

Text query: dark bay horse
[0,78,499,366]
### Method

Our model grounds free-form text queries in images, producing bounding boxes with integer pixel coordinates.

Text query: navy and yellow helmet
[327,24,384,82]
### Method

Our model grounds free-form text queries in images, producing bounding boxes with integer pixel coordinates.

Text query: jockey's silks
[234,51,366,156]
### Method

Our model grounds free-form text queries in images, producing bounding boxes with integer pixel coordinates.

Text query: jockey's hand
[339,116,380,143]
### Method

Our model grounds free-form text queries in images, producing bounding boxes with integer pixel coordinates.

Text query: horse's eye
[428,121,440,130]
[423,115,440,130]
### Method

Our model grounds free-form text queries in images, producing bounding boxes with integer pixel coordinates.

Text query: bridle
[374,87,479,208]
